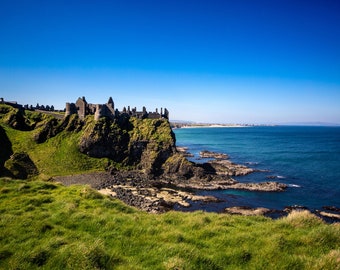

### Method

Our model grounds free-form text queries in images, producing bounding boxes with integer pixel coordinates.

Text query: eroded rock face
[3,109,31,131]
[4,152,38,179]
[34,114,84,143]
[33,118,60,143]
[79,117,130,162]
[79,117,176,175]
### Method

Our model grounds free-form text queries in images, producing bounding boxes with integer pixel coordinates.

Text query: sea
[173,126,340,213]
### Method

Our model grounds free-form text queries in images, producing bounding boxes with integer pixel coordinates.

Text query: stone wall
[65,96,169,121]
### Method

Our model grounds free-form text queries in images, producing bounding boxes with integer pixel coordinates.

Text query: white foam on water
[288,184,301,188]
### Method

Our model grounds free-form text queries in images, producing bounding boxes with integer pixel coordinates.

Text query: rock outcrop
[78,116,131,162]
[1,105,32,131]
[200,150,228,159]
[200,159,255,176]
[78,116,176,175]
[34,114,84,143]
[176,146,194,157]
[225,206,271,216]
[1,103,289,213]
[4,152,38,179]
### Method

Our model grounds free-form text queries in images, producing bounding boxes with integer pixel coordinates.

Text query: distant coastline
[171,122,274,129]
[180,124,248,128]
[171,121,340,129]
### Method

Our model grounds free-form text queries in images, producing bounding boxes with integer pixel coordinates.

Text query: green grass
[0,178,339,270]
[1,107,176,178]
[1,120,110,178]
[32,131,110,177]
[1,106,178,178]
[1,106,339,269]
[129,118,175,145]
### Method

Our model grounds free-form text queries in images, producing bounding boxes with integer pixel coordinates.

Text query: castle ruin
[65,97,169,121]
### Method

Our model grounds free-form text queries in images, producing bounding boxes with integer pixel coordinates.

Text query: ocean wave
[245,162,259,165]
[266,175,285,179]
[288,184,301,188]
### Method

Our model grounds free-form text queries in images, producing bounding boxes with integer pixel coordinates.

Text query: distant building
[0,98,23,109]
[1,96,168,120]
[65,96,169,121]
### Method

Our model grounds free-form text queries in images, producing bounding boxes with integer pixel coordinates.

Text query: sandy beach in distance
[181,124,250,128]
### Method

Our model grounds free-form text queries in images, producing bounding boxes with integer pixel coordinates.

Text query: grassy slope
[0,108,110,178]
[1,107,339,269]
[1,106,175,178]
[0,179,339,270]
[3,125,110,177]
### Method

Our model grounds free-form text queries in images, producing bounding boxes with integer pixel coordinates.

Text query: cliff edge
[0,104,178,178]
[0,104,287,213]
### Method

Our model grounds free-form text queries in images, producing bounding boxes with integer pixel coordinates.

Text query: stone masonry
[65,96,169,121]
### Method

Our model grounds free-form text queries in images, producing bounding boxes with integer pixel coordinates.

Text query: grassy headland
[0,104,339,269]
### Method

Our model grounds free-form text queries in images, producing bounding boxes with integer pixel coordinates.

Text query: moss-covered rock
[1,104,180,179]
[4,152,39,179]
[78,116,176,175]
[129,118,176,175]
[33,117,60,143]
[1,106,31,131]
[33,114,84,143]
[162,153,196,179]
[0,105,54,132]
[78,117,130,162]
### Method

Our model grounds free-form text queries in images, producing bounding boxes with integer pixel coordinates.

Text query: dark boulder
[4,152,38,179]
[162,153,199,179]
[0,126,13,172]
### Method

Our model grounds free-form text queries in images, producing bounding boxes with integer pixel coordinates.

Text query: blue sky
[1,0,339,124]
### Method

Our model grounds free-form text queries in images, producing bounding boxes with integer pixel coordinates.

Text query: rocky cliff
[78,114,177,176]
[1,104,289,213]
[0,104,178,178]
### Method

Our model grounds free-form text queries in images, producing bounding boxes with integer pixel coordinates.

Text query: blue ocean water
[173,126,340,212]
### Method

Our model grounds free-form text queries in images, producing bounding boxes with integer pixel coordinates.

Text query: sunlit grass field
[1,106,339,269]
[1,121,110,178]
[0,179,339,269]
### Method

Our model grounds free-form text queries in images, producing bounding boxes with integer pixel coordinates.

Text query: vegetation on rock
[0,104,176,178]
[4,152,38,179]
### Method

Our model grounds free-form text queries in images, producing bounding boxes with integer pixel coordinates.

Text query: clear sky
[1,0,339,124]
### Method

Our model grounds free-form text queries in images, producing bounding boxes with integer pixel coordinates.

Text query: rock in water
[225,206,271,216]
[199,150,229,159]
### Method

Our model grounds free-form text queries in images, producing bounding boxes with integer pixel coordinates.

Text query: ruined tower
[76,96,87,119]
